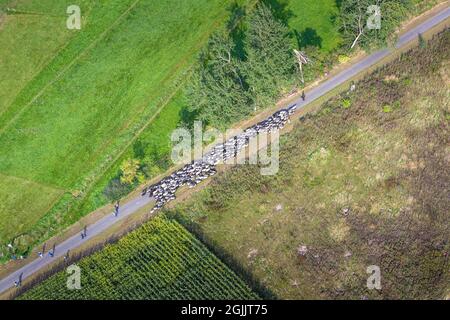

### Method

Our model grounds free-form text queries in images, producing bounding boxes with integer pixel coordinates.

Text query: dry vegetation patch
[167,31,450,299]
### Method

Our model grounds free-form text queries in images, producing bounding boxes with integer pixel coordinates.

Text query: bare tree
[294,49,310,84]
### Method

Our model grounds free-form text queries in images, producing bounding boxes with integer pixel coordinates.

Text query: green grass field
[78,91,187,213]
[0,0,77,115]
[0,0,96,245]
[0,0,247,255]
[18,216,258,300]
[167,31,450,299]
[0,0,237,188]
[0,173,64,245]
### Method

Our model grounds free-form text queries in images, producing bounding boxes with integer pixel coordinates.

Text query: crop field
[18,216,258,300]
[0,0,248,254]
[167,31,450,299]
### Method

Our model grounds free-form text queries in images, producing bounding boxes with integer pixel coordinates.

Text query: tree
[338,0,412,50]
[120,158,140,185]
[186,31,252,129]
[294,49,311,85]
[243,1,296,108]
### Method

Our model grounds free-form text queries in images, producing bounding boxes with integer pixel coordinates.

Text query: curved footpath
[1,5,449,297]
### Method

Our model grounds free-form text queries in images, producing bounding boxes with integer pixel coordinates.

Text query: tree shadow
[330,0,341,30]
[294,27,323,49]
[132,139,147,160]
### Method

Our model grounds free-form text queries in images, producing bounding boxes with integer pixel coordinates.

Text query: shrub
[103,178,132,202]
[342,98,352,109]
[119,159,140,185]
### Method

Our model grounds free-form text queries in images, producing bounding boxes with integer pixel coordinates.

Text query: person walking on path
[15,273,23,287]
[114,201,120,217]
[301,90,306,101]
[49,244,56,257]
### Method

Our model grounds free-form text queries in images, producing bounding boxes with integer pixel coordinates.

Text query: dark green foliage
[186,0,432,128]
[186,1,296,128]
[187,32,253,129]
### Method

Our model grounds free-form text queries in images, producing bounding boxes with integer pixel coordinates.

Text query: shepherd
[114,201,120,217]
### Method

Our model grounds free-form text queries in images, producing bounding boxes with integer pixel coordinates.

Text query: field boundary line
[0,172,66,193]
[0,0,141,136]
[82,0,260,170]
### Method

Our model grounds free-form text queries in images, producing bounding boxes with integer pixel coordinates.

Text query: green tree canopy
[243,1,296,108]
[338,0,413,50]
